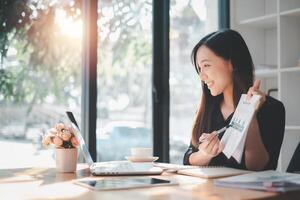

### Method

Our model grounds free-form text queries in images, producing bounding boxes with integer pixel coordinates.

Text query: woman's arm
[245,79,269,170]
[244,116,269,170]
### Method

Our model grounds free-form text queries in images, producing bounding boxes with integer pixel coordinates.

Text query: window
[0,0,222,167]
[0,1,82,168]
[96,0,152,161]
[169,0,219,163]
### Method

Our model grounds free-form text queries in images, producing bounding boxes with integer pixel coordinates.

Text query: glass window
[96,0,152,161]
[0,1,82,169]
[170,0,219,163]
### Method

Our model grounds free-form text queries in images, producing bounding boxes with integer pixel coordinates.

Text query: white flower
[55,123,65,132]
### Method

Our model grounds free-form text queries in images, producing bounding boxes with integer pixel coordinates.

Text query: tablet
[74,177,178,191]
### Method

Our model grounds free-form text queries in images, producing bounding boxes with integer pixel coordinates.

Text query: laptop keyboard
[91,161,155,175]
[110,162,135,172]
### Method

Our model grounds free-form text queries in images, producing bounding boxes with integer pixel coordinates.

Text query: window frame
[83,0,229,162]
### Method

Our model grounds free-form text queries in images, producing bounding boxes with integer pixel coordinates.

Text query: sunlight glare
[55,9,82,38]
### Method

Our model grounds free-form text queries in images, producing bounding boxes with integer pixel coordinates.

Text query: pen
[199,124,231,143]
[215,126,228,135]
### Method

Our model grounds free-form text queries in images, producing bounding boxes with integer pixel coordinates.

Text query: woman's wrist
[189,151,212,166]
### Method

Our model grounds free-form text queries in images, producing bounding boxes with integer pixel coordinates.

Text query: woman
[183,29,285,171]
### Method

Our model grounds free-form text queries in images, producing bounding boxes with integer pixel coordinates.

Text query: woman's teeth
[206,81,213,87]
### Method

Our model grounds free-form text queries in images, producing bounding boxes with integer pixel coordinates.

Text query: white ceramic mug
[131,147,152,158]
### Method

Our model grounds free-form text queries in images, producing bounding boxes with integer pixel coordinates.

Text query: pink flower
[61,130,72,141]
[53,136,63,147]
[71,136,79,147]
[42,123,79,149]
[68,126,75,134]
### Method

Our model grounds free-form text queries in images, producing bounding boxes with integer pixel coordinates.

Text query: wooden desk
[1,164,299,200]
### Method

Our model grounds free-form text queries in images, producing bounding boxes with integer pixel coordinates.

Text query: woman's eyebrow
[200,59,211,63]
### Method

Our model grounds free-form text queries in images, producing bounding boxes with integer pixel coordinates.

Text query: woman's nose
[199,71,207,81]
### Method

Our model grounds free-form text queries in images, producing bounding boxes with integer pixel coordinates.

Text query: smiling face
[196,45,233,96]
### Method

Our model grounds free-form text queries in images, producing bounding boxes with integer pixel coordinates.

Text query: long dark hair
[191,29,254,147]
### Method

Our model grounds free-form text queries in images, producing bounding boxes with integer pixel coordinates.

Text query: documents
[215,170,300,193]
[221,94,261,163]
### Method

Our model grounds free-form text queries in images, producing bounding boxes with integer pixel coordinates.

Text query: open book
[215,170,300,192]
[153,163,251,179]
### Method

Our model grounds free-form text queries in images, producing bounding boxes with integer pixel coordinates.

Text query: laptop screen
[66,111,94,166]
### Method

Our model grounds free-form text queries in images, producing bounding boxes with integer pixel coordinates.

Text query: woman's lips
[206,81,214,88]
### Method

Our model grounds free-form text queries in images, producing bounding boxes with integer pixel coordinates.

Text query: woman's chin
[209,89,220,96]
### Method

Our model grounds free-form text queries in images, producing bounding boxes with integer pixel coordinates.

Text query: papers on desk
[153,163,251,179]
[221,94,261,163]
[215,170,300,193]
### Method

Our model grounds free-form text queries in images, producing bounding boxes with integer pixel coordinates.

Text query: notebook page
[153,163,251,179]
[177,167,251,179]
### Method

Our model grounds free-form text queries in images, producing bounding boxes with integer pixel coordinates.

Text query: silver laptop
[66,111,163,176]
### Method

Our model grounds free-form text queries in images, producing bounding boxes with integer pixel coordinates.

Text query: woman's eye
[196,66,201,73]
[204,64,210,68]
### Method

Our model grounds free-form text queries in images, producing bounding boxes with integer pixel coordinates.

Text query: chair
[286,142,300,173]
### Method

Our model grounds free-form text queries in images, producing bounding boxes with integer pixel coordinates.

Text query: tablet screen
[75,177,177,190]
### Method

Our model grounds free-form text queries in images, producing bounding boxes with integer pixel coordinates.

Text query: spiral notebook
[153,163,251,179]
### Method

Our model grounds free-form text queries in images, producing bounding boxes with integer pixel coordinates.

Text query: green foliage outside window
[0,0,82,105]
[0,0,152,127]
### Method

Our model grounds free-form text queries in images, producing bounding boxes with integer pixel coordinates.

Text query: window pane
[0,1,82,168]
[96,0,152,161]
[170,0,219,164]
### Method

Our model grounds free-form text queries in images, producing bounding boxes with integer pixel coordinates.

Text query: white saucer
[125,156,159,162]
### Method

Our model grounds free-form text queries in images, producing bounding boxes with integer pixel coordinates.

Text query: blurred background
[0,0,218,168]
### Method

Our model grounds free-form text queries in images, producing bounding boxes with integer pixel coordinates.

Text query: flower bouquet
[42,123,79,173]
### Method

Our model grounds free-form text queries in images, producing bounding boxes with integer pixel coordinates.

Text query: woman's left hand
[247,79,266,110]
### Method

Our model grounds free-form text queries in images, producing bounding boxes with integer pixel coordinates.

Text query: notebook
[153,163,251,179]
[215,170,300,193]
[66,111,163,176]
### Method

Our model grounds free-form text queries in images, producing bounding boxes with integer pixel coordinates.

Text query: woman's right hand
[189,132,224,166]
[197,132,224,160]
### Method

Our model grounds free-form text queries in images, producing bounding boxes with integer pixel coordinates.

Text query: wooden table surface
[0,164,300,200]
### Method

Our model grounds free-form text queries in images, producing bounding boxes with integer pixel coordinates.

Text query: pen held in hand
[198,124,231,143]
